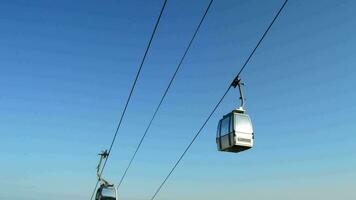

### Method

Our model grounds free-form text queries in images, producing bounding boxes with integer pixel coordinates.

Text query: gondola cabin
[95,184,118,200]
[216,109,254,153]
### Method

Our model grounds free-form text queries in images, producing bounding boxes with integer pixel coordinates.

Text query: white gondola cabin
[95,184,118,200]
[95,150,119,200]
[217,76,254,153]
[216,109,254,153]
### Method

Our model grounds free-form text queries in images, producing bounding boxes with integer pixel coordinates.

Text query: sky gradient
[1,0,356,200]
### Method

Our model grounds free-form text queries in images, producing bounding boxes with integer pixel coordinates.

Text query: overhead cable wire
[149,1,289,200]
[117,0,215,189]
[89,0,168,199]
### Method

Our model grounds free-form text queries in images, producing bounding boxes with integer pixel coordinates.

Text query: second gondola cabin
[216,109,254,153]
[95,184,118,200]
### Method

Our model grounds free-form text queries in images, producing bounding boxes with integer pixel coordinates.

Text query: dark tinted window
[102,198,116,200]
[220,116,231,135]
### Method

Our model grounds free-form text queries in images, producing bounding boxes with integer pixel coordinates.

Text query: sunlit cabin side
[216,109,254,153]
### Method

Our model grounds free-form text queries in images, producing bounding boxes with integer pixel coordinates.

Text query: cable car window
[101,197,116,200]
[101,188,116,200]
[234,114,253,133]
[217,121,221,137]
[220,116,231,136]
[102,197,116,200]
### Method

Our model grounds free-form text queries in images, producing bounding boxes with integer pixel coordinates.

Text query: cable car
[216,109,254,152]
[216,76,254,153]
[95,183,118,200]
[94,150,119,200]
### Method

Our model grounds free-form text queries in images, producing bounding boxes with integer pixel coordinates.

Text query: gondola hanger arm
[231,76,245,110]
[96,150,109,185]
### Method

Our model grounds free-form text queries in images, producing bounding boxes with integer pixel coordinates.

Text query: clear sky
[1,0,355,200]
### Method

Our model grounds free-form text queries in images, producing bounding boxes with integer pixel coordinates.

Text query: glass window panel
[102,197,116,200]
[220,116,231,135]
[217,122,221,137]
[101,187,116,198]
[234,114,253,133]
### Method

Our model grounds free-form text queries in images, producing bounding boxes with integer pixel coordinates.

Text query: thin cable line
[150,86,230,200]
[117,0,214,189]
[235,0,288,78]
[89,0,168,199]
[149,1,288,199]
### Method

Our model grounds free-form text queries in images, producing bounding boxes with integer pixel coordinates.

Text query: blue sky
[1,0,356,200]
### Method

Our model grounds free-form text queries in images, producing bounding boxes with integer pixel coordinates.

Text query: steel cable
[149,1,289,200]
[89,0,168,199]
[117,0,214,189]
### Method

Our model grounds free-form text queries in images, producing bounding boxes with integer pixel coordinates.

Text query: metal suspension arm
[96,150,109,185]
[231,76,245,109]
